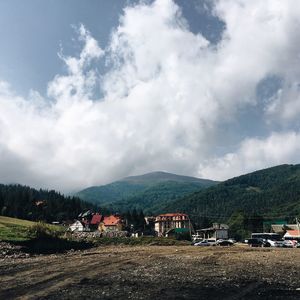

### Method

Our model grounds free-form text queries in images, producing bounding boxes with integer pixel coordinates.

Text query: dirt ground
[1,245,300,300]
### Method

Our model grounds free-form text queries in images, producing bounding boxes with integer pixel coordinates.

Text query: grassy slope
[0,216,36,242]
[0,216,63,242]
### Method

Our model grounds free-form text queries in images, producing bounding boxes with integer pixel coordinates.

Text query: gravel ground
[0,242,30,259]
[0,245,300,299]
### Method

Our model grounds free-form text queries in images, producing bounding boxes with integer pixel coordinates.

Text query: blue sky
[0,0,125,95]
[0,0,224,95]
[0,0,300,191]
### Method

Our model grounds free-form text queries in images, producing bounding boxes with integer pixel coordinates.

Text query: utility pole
[296,217,300,237]
[188,215,193,241]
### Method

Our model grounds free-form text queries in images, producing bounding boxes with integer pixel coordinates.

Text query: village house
[271,223,300,239]
[69,220,86,232]
[89,213,103,230]
[98,214,124,232]
[78,210,93,227]
[283,229,300,241]
[194,223,229,241]
[154,213,190,236]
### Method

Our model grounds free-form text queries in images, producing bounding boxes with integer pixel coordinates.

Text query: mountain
[164,164,300,225]
[76,171,218,214]
[121,171,212,184]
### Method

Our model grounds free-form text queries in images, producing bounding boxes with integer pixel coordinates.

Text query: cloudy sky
[1,0,300,192]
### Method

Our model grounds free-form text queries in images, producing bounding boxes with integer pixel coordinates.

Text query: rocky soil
[0,245,300,299]
[0,242,29,259]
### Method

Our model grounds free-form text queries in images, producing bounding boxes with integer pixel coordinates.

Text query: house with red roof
[284,229,300,240]
[99,214,124,232]
[154,213,190,236]
[89,213,103,230]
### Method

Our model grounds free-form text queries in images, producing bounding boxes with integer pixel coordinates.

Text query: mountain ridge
[163,164,300,226]
[76,171,218,211]
[121,171,215,184]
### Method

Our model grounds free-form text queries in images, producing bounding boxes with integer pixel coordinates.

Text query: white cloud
[199,132,300,180]
[1,0,300,191]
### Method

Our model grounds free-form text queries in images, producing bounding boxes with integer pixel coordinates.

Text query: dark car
[247,238,266,247]
[217,240,234,246]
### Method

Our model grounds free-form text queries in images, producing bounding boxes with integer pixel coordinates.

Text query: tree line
[0,184,106,222]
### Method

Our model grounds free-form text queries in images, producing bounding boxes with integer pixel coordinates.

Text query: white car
[266,239,283,247]
[283,240,296,248]
[194,240,210,246]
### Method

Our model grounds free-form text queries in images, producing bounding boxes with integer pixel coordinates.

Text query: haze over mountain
[76,171,218,214]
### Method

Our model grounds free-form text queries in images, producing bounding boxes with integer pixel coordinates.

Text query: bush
[27,222,61,239]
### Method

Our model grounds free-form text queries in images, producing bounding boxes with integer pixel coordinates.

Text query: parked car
[207,239,217,246]
[282,240,296,248]
[265,239,283,247]
[217,240,234,246]
[194,240,210,246]
[247,238,266,247]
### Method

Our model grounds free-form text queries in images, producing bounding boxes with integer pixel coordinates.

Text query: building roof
[70,220,84,227]
[103,215,121,226]
[90,213,103,225]
[165,228,190,235]
[285,225,300,230]
[272,224,299,233]
[271,225,285,233]
[284,229,300,237]
[157,213,188,217]
[196,227,225,232]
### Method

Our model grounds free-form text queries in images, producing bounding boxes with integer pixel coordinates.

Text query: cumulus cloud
[199,132,300,180]
[1,0,300,191]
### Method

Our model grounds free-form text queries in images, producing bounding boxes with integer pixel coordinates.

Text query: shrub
[27,222,61,239]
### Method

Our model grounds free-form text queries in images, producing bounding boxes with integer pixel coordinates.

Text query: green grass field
[0,216,63,242]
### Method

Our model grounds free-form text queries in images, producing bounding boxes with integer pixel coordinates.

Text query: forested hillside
[76,171,218,213]
[164,164,300,226]
[0,184,103,222]
[107,181,210,215]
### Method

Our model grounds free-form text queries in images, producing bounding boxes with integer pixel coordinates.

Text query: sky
[1,0,300,192]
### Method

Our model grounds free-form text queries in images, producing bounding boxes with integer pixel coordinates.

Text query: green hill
[76,171,218,213]
[0,216,63,242]
[164,164,300,224]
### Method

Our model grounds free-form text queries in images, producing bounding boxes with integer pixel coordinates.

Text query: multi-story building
[155,213,190,236]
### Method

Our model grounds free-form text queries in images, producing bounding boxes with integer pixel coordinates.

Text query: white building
[154,213,190,236]
[69,220,85,232]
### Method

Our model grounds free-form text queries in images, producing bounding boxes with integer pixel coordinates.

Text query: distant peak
[121,171,217,184]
